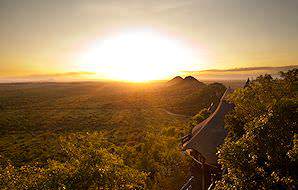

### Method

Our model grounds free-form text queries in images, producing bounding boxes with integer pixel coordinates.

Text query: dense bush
[0,133,147,190]
[215,69,298,189]
[0,128,191,190]
[0,80,225,189]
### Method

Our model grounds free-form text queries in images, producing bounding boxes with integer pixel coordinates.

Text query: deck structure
[180,88,234,190]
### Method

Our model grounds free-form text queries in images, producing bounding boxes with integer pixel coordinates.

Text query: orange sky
[0,0,298,81]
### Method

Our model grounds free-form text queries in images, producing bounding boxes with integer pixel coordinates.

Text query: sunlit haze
[78,30,200,81]
[0,0,298,82]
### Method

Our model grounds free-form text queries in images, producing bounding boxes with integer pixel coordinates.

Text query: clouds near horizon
[189,65,298,80]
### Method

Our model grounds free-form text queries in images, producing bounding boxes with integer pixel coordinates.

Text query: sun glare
[79,30,198,82]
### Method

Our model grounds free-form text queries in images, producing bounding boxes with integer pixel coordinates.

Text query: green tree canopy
[215,69,298,189]
[0,132,147,190]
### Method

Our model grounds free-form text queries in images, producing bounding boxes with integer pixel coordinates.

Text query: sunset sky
[0,0,298,81]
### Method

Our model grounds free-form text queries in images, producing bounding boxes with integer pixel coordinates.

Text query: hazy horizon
[0,64,296,83]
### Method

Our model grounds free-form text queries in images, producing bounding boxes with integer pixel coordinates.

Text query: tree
[0,132,147,190]
[215,69,298,189]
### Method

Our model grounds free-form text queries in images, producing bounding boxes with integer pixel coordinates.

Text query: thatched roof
[183,88,234,166]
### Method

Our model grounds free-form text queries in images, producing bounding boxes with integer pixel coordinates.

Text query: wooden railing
[179,133,192,147]
[180,176,194,190]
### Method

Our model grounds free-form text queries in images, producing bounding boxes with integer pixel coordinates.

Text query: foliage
[189,108,211,128]
[0,132,147,190]
[215,69,298,189]
[0,83,224,189]
[168,82,226,116]
[0,81,225,189]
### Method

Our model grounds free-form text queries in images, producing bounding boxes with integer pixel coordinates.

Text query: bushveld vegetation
[215,69,298,189]
[0,80,225,189]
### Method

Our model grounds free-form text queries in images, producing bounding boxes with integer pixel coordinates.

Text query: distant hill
[168,76,205,88]
[163,76,225,115]
[183,76,197,81]
[167,76,184,85]
[183,76,205,87]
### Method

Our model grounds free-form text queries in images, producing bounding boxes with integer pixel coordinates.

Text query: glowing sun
[79,30,198,82]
